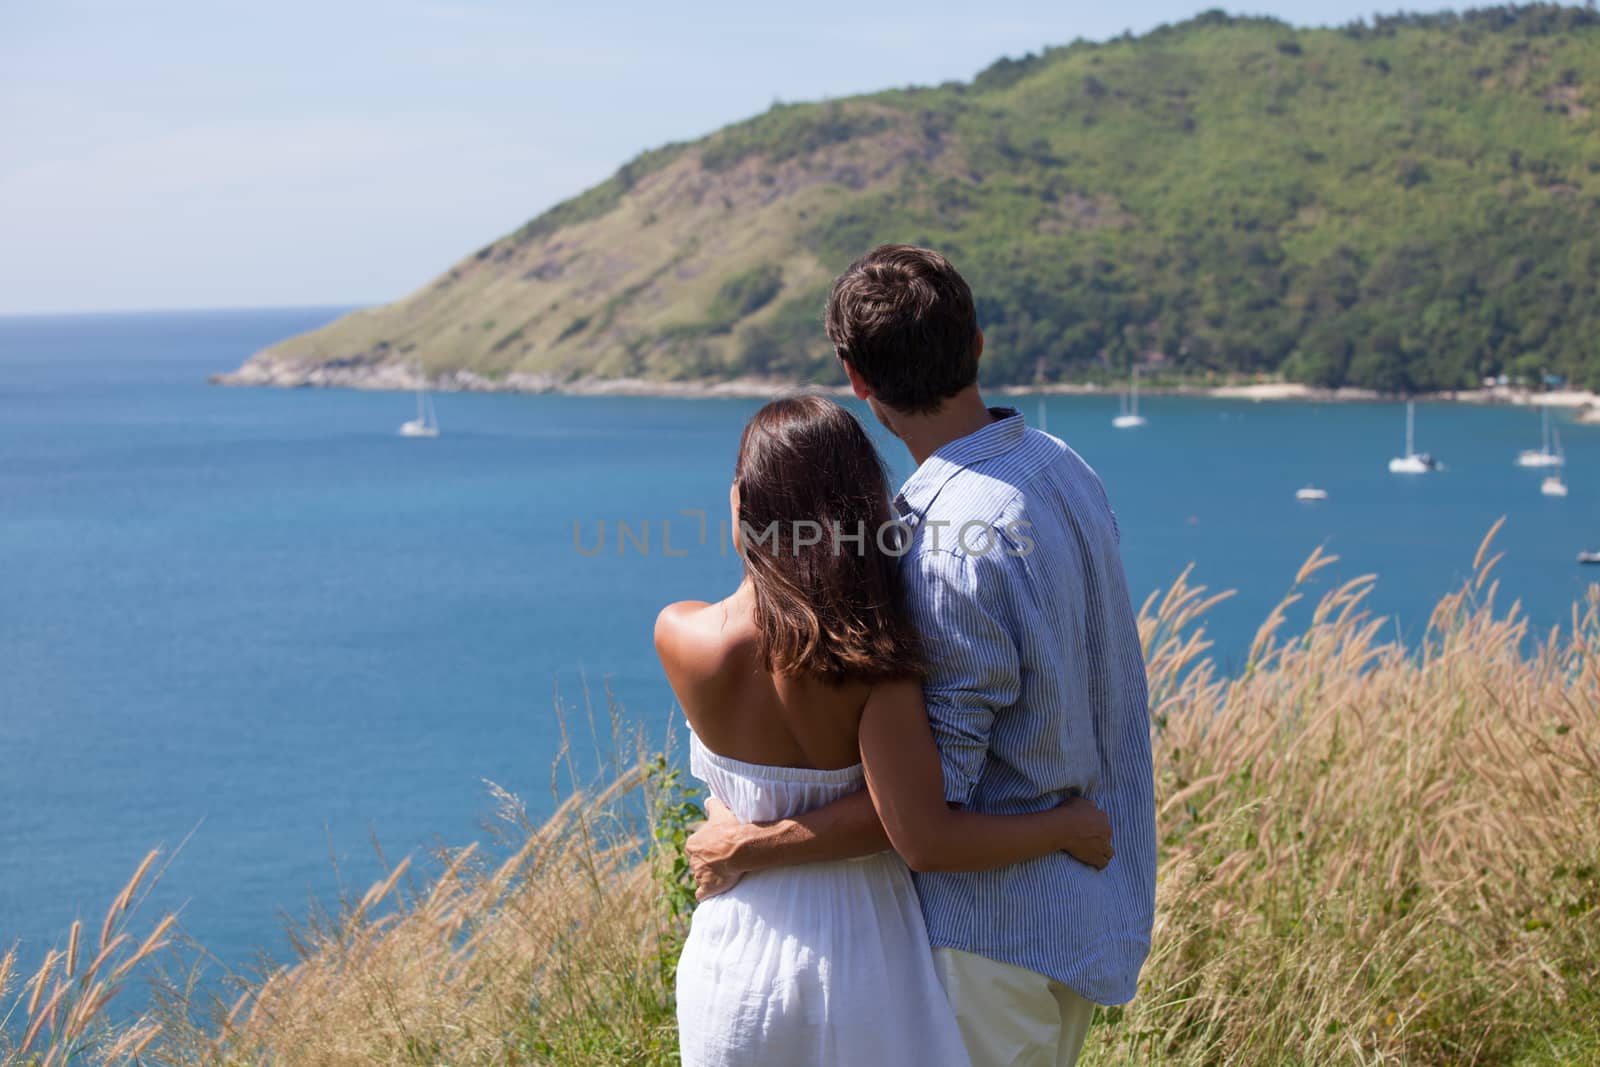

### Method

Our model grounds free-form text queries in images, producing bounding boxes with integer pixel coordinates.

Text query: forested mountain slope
[230,6,1600,393]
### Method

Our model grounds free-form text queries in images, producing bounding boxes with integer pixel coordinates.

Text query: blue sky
[0,1,1503,313]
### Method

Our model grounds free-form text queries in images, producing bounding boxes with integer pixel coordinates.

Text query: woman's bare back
[654,583,871,770]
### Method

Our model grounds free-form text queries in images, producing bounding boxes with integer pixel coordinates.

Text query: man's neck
[885,387,997,467]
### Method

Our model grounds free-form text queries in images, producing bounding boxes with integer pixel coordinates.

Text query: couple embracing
[654,245,1157,1067]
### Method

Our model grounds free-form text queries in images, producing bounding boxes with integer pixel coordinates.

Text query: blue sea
[3,307,1598,993]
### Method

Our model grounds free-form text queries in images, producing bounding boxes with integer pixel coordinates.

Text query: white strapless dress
[676,731,971,1067]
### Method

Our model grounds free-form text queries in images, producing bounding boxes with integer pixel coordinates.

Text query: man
[686,245,1157,1066]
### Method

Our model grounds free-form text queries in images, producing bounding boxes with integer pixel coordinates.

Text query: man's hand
[682,790,888,897]
[685,797,748,901]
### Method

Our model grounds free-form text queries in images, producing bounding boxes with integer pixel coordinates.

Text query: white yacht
[1112,367,1147,429]
[1388,401,1439,473]
[1516,405,1563,468]
[1295,485,1329,501]
[1541,431,1569,496]
[399,367,440,438]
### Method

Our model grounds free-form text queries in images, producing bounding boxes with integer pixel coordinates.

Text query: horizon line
[0,302,374,320]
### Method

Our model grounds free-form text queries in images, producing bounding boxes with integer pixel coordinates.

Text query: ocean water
[4,307,1599,991]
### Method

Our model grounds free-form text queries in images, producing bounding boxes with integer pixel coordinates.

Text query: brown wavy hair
[734,396,925,683]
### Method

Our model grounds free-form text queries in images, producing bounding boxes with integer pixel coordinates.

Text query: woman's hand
[1056,796,1114,870]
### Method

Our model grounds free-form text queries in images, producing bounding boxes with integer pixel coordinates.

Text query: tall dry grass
[5,527,1597,1065]
[150,747,697,1067]
[1087,525,1600,1065]
[216,781,668,1064]
[0,850,174,1066]
[3,731,697,1067]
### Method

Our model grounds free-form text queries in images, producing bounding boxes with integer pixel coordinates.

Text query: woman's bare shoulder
[654,600,748,679]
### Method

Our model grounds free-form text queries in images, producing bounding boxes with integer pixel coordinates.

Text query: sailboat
[1388,400,1439,473]
[1516,405,1563,467]
[399,365,440,438]
[1112,367,1147,429]
[1037,397,1049,434]
[1541,429,1569,495]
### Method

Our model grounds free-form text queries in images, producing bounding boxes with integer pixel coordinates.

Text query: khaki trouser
[933,948,1095,1067]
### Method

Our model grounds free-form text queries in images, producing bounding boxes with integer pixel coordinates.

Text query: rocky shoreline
[209,353,844,399]
[210,354,1600,417]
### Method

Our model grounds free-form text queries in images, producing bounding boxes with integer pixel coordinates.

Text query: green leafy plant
[647,754,705,989]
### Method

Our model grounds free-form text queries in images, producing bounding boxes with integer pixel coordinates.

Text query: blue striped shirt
[899,407,1156,1005]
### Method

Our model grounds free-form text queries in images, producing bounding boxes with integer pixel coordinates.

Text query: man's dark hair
[824,244,979,414]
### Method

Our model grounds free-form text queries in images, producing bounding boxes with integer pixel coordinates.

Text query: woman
[656,396,1112,1067]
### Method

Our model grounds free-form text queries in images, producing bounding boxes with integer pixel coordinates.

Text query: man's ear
[839,355,872,401]
[973,328,985,364]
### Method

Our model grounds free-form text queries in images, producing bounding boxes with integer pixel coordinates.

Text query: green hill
[226,5,1600,394]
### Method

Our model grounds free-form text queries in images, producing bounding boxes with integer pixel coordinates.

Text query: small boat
[1112,367,1147,429]
[1037,397,1049,434]
[1516,405,1564,468]
[1388,400,1439,473]
[399,366,440,438]
[1295,485,1329,501]
[1579,551,1600,565]
[1542,475,1569,497]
